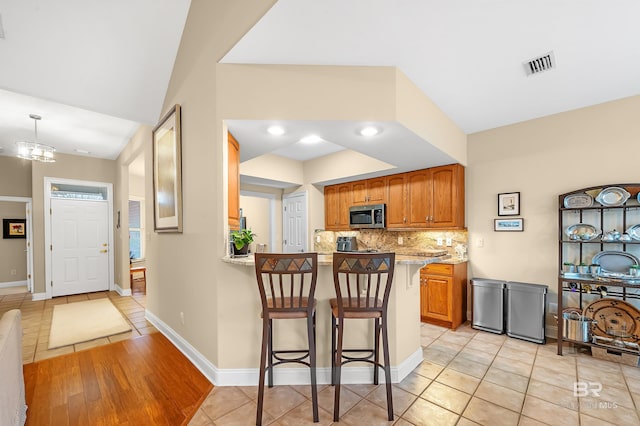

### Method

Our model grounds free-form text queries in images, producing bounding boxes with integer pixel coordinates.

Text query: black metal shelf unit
[557,184,640,356]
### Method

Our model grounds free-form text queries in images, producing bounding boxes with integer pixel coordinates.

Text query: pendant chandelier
[16,114,56,162]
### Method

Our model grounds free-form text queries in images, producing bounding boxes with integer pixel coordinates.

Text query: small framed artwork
[498,192,520,216]
[494,218,524,232]
[152,104,183,233]
[3,219,26,239]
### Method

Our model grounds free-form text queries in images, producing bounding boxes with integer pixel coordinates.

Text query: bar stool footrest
[272,349,311,363]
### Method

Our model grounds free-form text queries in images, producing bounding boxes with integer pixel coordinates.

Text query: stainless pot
[562,312,596,342]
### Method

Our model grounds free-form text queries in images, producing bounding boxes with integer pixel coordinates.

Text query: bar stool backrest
[332,252,395,315]
[254,253,318,317]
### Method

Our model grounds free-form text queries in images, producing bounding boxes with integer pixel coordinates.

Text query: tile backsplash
[314,228,468,259]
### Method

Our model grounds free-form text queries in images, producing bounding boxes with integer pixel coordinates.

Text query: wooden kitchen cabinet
[407,169,430,227]
[352,177,386,205]
[430,164,465,228]
[420,262,468,329]
[228,132,240,230]
[324,163,465,230]
[324,183,351,230]
[386,174,408,227]
[388,164,465,229]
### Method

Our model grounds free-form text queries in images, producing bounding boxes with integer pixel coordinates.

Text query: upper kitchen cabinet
[325,183,351,230]
[351,177,386,206]
[228,132,240,230]
[388,164,465,229]
[325,163,465,230]
[430,164,465,229]
[407,169,430,227]
[386,173,408,227]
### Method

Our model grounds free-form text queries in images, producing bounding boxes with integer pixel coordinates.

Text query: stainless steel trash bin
[471,278,506,334]
[505,281,548,344]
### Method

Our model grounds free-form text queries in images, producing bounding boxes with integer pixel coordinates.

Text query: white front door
[51,199,109,297]
[283,192,307,253]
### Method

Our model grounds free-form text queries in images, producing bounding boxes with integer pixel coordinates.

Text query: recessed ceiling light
[267,125,285,135]
[359,126,380,137]
[300,135,323,144]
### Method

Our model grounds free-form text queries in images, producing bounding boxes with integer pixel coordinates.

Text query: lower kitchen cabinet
[420,262,468,329]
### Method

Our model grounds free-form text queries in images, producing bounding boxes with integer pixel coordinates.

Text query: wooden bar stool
[331,252,395,422]
[254,252,319,426]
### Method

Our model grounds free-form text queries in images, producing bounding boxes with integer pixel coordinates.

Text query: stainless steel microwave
[349,204,385,229]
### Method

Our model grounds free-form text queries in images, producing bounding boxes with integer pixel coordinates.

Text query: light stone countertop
[222,253,467,267]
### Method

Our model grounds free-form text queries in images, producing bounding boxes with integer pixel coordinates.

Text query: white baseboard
[0,280,27,288]
[115,283,131,296]
[145,310,424,387]
[31,292,46,301]
[145,310,219,384]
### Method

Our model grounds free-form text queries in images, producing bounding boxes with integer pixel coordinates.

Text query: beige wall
[240,154,304,186]
[129,174,145,198]
[0,156,32,197]
[143,0,278,369]
[304,150,395,184]
[241,183,284,252]
[31,153,117,293]
[467,95,640,332]
[395,69,467,165]
[0,201,28,283]
[239,195,270,252]
[143,0,470,372]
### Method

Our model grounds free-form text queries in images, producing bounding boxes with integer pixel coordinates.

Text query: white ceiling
[0,0,190,159]
[223,0,640,134]
[2,1,640,174]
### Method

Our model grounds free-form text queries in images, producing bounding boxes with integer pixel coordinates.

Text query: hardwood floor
[23,332,212,425]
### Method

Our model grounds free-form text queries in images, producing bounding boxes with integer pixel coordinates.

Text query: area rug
[49,298,131,349]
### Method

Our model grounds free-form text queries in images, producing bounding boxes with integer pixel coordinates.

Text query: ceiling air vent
[524,51,555,76]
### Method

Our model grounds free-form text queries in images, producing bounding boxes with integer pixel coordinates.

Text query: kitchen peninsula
[221,253,444,385]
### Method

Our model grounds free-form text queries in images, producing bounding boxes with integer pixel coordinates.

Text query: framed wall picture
[3,218,26,239]
[498,192,520,216]
[152,104,183,233]
[494,218,524,232]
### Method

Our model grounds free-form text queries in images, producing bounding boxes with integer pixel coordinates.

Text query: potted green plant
[562,262,575,274]
[577,262,590,275]
[230,228,256,257]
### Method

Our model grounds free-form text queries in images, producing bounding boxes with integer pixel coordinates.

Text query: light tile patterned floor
[0,287,155,364]
[190,322,640,425]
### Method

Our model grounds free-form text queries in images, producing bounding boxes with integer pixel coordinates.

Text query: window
[129,199,144,260]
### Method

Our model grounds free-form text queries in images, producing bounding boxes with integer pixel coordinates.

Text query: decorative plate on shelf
[565,223,600,241]
[563,193,594,208]
[595,187,631,207]
[627,224,640,241]
[592,251,640,273]
[583,298,640,343]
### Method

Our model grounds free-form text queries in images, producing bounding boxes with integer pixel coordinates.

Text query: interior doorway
[283,192,308,253]
[128,152,146,294]
[0,196,33,293]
